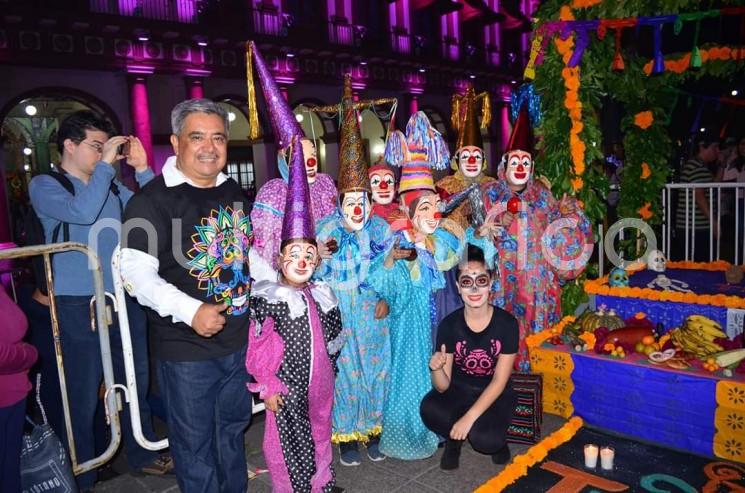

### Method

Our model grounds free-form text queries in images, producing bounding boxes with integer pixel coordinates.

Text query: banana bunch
[669,315,727,358]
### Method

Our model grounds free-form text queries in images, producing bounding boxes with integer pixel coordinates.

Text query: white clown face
[408,193,441,235]
[280,241,318,286]
[341,191,371,231]
[457,145,484,179]
[301,138,318,184]
[505,150,532,189]
[370,170,396,205]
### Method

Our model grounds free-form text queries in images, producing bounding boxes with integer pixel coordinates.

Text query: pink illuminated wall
[441,12,459,60]
[388,1,411,54]
[484,0,501,66]
[129,76,155,174]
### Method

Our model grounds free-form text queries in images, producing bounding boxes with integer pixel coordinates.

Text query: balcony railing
[89,0,200,23]
[328,16,353,46]
[252,2,286,37]
[390,27,410,54]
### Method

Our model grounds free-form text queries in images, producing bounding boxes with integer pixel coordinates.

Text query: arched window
[359,109,386,165]
[218,100,256,198]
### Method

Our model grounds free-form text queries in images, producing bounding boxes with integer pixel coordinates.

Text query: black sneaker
[440,439,463,471]
[339,441,362,466]
[491,444,511,465]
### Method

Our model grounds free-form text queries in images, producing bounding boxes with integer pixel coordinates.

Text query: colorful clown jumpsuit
[246,281,344,493]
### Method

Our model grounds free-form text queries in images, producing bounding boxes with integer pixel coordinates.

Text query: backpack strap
[109,181,124,217]
[46,171,75,243]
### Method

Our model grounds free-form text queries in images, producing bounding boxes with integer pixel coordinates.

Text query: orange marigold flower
[721,47,731,59]
[638,202,653,220]
[572,0,601,7]
[559,5,575,21]
[641,162,651,179]
[571,177,584,191]
[634,111,654,130]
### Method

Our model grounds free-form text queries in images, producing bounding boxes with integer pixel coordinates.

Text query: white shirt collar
[161,156,229,188]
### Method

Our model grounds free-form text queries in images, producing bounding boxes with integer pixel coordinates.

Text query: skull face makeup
[608,266,629,287]
[280,241,318,286]
[457,262,491,309]
[301,138,318,184]
[370,169,396,205]
[341,191,371,231]
[505,150,532,189]
[457,145,485,179]
[406,192,442,235]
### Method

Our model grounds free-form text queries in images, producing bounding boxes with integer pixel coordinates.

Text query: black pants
[420,382,515,454]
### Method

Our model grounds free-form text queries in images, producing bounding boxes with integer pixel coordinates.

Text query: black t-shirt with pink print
[436,307,519,389]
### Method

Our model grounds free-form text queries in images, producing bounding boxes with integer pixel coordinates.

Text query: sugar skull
[608,267,629,287]
[646,249,667,273]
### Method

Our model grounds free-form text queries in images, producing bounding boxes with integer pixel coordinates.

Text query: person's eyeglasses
[458,275,491,289]
[80,141,104,154]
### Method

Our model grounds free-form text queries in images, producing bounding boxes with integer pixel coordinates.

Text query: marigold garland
[526,316,576,350]
[584,261,745,309]
[475,417,584,493]
[643,46,745,75]
[634,111,654,129]
[554,12,587,187]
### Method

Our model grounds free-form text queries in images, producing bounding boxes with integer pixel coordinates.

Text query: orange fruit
[641,336,655,345]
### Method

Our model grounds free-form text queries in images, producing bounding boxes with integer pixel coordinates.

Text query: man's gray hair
[171,99,230,136]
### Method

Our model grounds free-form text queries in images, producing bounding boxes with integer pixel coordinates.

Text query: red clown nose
[298,259,306,268]
[507,196,521,214]
[306,157,316,167]
[468,156,476,164]
[353,206,362,215]
[379,181,388,190]
[433,212,443,220]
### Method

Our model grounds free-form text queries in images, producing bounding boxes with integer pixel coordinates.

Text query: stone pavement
[94,413,565,493]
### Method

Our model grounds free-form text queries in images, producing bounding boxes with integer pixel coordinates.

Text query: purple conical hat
[246,41,304,151]
[281,136,315,243]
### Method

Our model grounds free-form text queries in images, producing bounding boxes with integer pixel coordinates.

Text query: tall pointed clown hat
[451,84,491,153]
[337,74,370,194]
[246,41,304,151]
[505,106,533,155]
[281,136,315,244]
[385,111,449,204]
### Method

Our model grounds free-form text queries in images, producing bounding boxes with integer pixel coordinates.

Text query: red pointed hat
[505,106,533,154]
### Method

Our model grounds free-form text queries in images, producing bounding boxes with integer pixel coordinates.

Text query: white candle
[600,446,614,470]
[584,444,599,468]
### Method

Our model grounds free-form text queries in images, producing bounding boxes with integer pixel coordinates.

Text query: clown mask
[301,138,318,184]
[341,191,371,231]
[505,150,532,190]
[280,241,318,286]
[370,169,396,205]
[406,192,442,236]
[457,146,485,179]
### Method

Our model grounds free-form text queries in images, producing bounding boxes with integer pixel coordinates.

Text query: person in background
[28,110,170,491]
[420,245,517,471]
[673,134,719,262]
[0,284,38,493]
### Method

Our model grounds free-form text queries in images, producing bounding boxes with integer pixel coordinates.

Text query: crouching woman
[420,245,518,471]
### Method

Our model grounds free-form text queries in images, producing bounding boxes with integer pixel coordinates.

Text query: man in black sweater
[120,99,252,492]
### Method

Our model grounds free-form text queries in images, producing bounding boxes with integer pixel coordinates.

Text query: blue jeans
[57,295,158,489]
[157,347,251,493]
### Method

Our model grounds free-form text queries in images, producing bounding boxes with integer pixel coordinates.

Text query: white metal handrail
[662,182,745,264]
